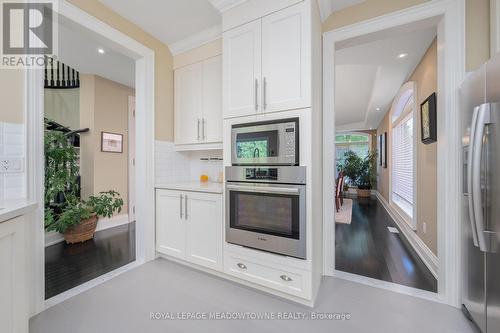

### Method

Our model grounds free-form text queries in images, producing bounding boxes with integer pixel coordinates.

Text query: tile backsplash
[0,122,26,200]
[155,141,223,184]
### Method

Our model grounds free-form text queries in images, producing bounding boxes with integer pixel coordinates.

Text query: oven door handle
[226,184,300,195]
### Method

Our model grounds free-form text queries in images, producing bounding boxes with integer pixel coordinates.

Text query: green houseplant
[338,150,377,198]
[44,126,124,243]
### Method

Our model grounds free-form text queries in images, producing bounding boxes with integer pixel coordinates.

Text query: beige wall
[44,89,80,129]
[377,39,438,254]
[0,70,24,124]
[67,0,174,142]
[173,39,222,70]
[322,0,490,71]
[79,74,134,214]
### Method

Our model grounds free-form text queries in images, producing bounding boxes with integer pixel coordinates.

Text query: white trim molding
[323,0,465,308]
[376,192,438,278]
[168,25,222,56]
[317,0,367,22]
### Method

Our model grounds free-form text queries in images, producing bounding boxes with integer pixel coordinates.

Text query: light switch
[0,158,24,173]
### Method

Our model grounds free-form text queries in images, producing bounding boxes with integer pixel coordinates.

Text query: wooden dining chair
[335,172,345,212]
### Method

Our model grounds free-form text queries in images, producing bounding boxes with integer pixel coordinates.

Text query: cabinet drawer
[224,253,311,299]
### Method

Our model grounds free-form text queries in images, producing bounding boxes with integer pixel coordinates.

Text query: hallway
[335,197,437,292]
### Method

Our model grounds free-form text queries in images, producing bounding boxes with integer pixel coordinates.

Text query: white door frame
[128,95,136,222]
[26,0,156,315]
[322,0,465,307]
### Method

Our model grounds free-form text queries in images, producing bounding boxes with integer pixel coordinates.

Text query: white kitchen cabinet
[156,189,223,271]
[185,191,222,271]
[156,190,186,259]
[0,216,28,333]
[174,56,222,149]
[202,56,223,143]
[223,19,262,118]
[261,1,310,113]
[175,63,202,145]
[222,1,310,119]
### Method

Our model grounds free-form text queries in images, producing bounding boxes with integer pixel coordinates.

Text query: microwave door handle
[471,103,492,252]
[226,184,300,195]
[467,106,480,247]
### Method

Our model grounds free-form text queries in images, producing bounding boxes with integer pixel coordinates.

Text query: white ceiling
[335,27,437,131]
[99,0,222,48]
[57,16,136,87]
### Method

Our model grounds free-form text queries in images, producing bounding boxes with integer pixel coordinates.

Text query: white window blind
[392,111,414,218]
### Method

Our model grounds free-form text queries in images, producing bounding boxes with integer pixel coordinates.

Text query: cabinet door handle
[237,263,247,270]
[197,119,200,141]
[184,195,188,219]
[179,194,183,219]
[254,79,258,111]
[202,118,206,140]
[280,275,292,282]
[263,77,267,110]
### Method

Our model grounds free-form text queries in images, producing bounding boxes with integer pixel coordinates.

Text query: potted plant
[44,126,124,243]
[338,150,377,198]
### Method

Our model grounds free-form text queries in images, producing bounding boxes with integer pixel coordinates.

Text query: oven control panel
[245,168,278,181]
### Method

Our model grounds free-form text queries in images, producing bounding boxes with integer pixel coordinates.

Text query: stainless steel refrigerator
[461,52,500,333]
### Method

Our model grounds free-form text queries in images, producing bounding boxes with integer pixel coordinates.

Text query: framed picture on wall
[420,92,437,144]
[101,132,123,153]
[378,134,382,166]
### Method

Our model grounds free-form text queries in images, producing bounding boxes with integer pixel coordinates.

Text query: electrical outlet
[423,222,427,234]
[0,158,24,173]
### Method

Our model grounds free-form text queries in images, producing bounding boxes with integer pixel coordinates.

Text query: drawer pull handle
[280,275,292,282]
[237,263,247,270]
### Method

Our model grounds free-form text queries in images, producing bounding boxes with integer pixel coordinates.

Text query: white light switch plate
[0,158,24,173]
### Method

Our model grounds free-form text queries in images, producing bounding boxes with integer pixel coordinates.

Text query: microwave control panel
[284,125,296,158]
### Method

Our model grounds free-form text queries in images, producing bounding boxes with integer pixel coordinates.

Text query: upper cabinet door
[202,55,222,143]
[261,1,310,113]
[175,63,202,144]
[223,20,262,119]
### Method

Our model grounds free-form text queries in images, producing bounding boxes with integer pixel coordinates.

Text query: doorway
[323,0,465,306]
[27,1,155,315]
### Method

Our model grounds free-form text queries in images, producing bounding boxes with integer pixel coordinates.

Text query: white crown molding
[209,0,249,13]
[318,0,367,22]
[168,24,222,56]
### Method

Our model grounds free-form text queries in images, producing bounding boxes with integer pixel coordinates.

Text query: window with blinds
[392,101,414,219]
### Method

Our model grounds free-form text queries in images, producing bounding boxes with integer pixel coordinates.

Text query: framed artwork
[378,134,382,166]
[420,92,437,144]
[101,132,123,153]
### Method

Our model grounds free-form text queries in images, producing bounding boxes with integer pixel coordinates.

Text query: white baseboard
[375,192,438,278]
[44,213,131,247]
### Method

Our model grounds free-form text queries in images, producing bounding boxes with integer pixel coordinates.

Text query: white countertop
[155,181,224,194]
[0,199,38,224]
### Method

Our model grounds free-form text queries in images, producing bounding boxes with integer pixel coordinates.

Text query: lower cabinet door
[185,192,223,271]
[156,189,186,259]
[0,216,28,333]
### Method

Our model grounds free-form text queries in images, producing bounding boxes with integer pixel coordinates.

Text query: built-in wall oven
[225,166,306,259]
[231,118,299,166]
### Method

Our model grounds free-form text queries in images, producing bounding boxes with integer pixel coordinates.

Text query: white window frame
[389,82,418,230]
[335,132,371,162]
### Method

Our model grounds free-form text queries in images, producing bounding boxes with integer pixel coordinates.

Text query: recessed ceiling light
[97,48,105,54]
[376,107,381,111]
[398,53,409,59]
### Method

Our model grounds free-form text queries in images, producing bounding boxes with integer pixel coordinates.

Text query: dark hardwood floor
[335,196,437,292]
[45,222,136,299]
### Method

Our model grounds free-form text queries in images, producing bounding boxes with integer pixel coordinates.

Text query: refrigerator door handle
[467,106,480,247]
[471,103,492,252]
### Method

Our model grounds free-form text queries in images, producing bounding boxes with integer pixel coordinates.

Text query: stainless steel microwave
[231,118,299,166]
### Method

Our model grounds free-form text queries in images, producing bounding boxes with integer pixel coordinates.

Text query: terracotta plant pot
[356,189,371,198]
[63,214,98,244]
